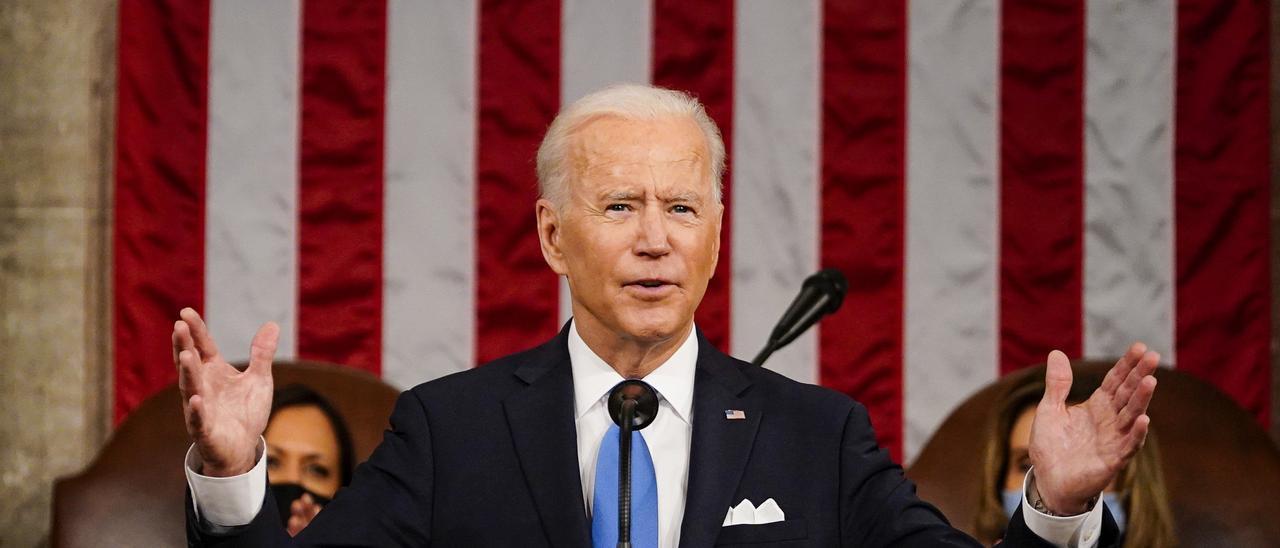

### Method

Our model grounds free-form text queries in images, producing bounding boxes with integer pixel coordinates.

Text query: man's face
[537,115,722,345]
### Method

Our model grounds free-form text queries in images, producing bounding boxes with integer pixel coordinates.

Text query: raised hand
[1028,342,1158,514]
[173,307,279,477]
[286,493,324,536]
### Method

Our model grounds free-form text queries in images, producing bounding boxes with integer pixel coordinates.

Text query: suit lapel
[678,339,761,548]
[503,330,591,548]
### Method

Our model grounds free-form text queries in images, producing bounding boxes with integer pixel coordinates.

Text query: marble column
[0,1,116,545]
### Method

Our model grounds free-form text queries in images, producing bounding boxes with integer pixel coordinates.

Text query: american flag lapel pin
[724,409,746,420]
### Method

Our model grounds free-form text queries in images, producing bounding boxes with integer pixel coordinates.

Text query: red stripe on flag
[1174,0,1271,426]
[998,0,1084,374]
[113,0,211,423]
[820,0,907,460]
[652,0,734,352]
[475,0,561,364]
[296,0,387,374]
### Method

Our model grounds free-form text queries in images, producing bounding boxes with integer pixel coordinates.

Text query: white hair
[535,84,726,208]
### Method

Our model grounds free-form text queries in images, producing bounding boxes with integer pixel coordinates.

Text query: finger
[173,320,192,365]
[287,515,305,536]
[248,321,280,378]
[1099,341,1146,396]
[173,320,198,363]
[1125,414,1151,456]
[1117,375,1157,427]
[179,307,222,362]
[1114,351,1160,412]
[1040,350,1073,409]
[177,349,206,402]
[187,393,207,434]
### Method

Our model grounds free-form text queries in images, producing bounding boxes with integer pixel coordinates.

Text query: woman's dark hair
[270,384,356,486]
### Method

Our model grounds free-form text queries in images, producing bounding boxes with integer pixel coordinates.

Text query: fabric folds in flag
[112,0,1271,463]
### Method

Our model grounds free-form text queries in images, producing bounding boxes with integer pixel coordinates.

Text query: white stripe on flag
[383,0,478,388]
[205,0,300,362]
[561,0,653,103]
[730,0,821,382]
[1083,0,1175,363]
[904,0,1000,461]
[558,0,655,324]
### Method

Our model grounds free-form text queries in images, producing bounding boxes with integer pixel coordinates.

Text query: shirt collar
[568,319,698,425]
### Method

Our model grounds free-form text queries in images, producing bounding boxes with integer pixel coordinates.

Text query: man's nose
[634,205,672,257]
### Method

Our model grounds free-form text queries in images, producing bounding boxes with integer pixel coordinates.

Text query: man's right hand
[173,307,279,477]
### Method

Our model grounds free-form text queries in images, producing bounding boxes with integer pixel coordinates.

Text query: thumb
[1041,350,1073,409]
[248,321,280,376]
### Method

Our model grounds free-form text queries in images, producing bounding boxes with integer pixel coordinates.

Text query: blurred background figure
[973,375,1178,546]
[266,384,355,536]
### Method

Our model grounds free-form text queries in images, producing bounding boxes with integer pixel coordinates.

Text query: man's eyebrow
[664,192,702,203]
[596,190,705,203]
[600,190,642,201]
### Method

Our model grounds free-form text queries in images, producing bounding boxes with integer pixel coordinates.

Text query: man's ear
[708,201,724,277]
[536,198,569,276]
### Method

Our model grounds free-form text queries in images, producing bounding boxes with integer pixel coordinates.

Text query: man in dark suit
[178,84,1157,547]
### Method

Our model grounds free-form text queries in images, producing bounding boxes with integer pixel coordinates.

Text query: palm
[190,351,272,459]
[174,308,278,476]
[1028,345,1158,514]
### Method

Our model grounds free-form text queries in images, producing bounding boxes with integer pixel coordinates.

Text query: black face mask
[270,483,332,527]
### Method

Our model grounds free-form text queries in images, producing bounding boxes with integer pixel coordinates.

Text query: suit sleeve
[836,401,982,547]
[835,402,1121,548]
[186,390,436,547]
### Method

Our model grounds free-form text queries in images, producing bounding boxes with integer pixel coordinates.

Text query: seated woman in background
[974,373,1178,547]
[266,384,355,536]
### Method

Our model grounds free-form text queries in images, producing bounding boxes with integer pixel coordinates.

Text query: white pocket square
[722,498,786,526]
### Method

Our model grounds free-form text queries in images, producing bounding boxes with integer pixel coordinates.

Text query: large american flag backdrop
[114,0,1271,462]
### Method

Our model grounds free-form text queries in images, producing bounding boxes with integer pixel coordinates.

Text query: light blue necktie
[592,423,659,548]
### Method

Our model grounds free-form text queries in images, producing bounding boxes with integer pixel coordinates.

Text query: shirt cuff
[1020,468,1104,548]
[185,438,268,527]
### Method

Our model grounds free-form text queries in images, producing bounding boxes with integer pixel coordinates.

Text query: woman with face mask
[973,373,1178,547]
[265,384,355,536]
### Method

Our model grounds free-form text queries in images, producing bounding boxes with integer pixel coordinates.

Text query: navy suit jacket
[188,324,1117,547]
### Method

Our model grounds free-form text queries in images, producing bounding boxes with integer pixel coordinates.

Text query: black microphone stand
[752,343,777,367]
[617,399,636,548]
[606,380,658,548]
[751,268,848,367]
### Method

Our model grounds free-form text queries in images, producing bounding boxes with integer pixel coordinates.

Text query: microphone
[607,380,659,431]
[606,380,658,548]
[752,268,848,366]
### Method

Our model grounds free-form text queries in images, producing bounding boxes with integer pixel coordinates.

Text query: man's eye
[606,204,630,212]
[671,204,693,214]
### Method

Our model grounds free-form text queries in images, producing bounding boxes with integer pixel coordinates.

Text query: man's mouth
[627,278,674,289]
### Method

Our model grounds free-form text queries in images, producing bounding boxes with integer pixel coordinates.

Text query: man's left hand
[1029,342,1159,514]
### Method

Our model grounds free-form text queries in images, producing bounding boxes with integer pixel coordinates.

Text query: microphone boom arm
[752,269,848,367]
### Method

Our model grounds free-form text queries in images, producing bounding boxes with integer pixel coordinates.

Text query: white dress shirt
[186,320,1101,547]
[569,320,697,548]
